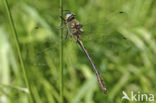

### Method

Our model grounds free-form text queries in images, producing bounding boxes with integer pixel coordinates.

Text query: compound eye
[66,13,72,18]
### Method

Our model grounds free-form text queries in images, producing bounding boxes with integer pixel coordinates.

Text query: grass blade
[3,0,33,102]
[59,0,64,103]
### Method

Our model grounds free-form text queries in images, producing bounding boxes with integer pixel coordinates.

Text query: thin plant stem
[3,0,33,102]
[59,0,64,102]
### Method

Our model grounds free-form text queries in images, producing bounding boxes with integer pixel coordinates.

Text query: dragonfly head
[65,12,76,22]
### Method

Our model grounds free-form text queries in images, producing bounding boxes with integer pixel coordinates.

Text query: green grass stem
[59,0,64,103]
[3,0,33,102]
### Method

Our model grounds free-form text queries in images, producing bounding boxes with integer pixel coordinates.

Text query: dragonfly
[57,11,108,94]
[29,10,131,93]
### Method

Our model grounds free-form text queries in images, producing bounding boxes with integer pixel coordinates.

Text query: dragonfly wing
[29,27,60,66]
[80,12,128,41]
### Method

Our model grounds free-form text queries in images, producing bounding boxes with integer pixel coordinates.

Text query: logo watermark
[122,91,154,102]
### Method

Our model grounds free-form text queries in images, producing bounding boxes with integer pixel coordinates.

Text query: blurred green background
[0,0,156,103]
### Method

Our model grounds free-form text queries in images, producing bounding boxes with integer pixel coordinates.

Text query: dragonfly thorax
[64,12,83,39]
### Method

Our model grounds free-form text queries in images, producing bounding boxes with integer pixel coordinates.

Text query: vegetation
[0,0,156,103]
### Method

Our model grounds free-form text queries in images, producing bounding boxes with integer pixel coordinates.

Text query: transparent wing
[80,11,128,41]
[29,11,131,66]
[28,26,60,66]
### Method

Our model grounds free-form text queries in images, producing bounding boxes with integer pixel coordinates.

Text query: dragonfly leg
[65,30,68,40]
[57,25,65,30]
[60,16,66,22]
[57,16,66,30]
